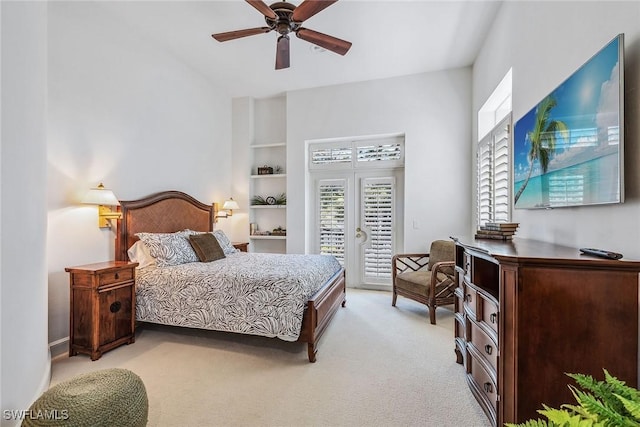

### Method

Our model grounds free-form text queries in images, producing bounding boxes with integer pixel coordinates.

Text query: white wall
[46,2,233,351]
[473,1,640,258]
[286,69,473,257]
[1,2,50,423]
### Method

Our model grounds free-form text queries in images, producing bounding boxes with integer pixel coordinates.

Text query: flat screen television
[513,34,624,209]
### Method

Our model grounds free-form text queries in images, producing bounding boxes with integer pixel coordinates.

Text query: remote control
[579,248,623,260]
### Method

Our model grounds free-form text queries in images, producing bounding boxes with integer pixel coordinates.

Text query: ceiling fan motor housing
[266,2,300,35]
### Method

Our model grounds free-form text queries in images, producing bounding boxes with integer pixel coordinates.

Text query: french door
[313,170,403,289]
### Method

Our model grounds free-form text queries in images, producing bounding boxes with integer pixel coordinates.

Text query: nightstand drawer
[98,268,134,287]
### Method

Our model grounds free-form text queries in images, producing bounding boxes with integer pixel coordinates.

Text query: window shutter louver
[318,180,346,264]
[362,178,394,280]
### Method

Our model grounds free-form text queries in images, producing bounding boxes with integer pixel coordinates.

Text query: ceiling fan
[212,0,352,70]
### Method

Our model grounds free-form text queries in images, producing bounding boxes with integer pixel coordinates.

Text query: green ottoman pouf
[22,368,148,427]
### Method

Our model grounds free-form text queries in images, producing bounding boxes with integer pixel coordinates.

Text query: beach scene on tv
[513,35,623,209]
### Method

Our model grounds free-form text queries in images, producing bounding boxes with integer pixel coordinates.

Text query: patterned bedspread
[135,252,342,341]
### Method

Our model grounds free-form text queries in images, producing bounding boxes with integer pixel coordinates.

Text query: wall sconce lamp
[215,198,239,221]
[82,183,122,228]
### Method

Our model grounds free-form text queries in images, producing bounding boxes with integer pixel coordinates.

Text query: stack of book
[475,222,519,240]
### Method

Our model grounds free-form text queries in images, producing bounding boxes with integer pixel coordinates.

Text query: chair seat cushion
[396,270,451,297]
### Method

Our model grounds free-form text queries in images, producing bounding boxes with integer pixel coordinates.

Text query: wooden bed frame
[115,190,346,362]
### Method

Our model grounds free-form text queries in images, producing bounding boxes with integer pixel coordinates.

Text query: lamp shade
[222,198,239,210]
[82,183,120,206]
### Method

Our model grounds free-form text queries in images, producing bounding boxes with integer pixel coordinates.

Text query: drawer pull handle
[110,301,122,313]
[484,382,493,393]
[490,313,497,323]
[485,344,493,355]
[114,273,119,280]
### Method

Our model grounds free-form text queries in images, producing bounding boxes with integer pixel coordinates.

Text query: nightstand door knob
[110,301,122,313]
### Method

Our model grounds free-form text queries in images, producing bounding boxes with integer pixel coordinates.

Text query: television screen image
[513,34,624,209]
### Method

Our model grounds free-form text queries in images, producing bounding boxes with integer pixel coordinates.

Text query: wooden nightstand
[65,261,138,361]
[233,242,249,252]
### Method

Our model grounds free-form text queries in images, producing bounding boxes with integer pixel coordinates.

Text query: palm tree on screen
[514,95,568,204]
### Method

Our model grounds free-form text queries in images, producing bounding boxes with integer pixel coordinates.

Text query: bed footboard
[298,268,346,362]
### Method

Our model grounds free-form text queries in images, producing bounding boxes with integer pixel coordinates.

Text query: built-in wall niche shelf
[250,174,287,179]
[250,130,286,253]
[251,143,286,149]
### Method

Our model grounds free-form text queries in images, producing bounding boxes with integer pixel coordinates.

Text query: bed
[115,190,346,362]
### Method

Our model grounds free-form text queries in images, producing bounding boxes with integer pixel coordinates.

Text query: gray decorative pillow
[213,230,239,255]
[135,231,198,267]
[188,233,226,262]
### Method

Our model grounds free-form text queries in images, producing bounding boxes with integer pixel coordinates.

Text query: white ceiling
[98,0,502,99]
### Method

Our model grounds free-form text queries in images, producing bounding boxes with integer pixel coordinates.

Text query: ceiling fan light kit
[212,0,352,70]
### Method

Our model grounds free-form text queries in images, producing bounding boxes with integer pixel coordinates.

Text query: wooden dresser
[452,236,640,426]
[66,261,138,361]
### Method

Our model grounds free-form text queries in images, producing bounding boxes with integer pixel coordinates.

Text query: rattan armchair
[392,240,456,324]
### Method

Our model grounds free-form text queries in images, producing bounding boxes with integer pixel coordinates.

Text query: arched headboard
[115,191,215,261]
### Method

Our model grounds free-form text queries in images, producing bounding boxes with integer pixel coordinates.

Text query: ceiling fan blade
[212,27,272,42]
[296,28,352,55]
[275,35,290,70]
[292,0,338,22]
[245,0,277,20]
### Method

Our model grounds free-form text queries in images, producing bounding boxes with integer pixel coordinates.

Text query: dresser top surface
[452,236,640,268]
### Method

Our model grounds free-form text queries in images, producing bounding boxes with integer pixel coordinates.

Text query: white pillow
[127,240,156,269]
[135,230,199,267]
[213,230,239,255]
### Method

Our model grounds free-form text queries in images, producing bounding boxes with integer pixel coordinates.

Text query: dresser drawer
[463,285,478,318]
[468,319,497,373]
[98,268,134,287]
[478,292,499,335]
[467,351,498,423]
[463,252,472,281]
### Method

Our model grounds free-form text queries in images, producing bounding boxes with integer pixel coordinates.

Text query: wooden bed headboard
[115,190,215,261]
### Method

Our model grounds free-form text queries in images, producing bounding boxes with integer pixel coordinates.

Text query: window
[477,69,512,227]
[477,115,511,226]
[309,136,404,170]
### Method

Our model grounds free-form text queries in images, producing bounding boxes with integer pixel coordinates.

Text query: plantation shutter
[318,179,346,264]
[493,122,510,222]
[477,137,493,226]
[477,115,511,226]
[361,177,394,280]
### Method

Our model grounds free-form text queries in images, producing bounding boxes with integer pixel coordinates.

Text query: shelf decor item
[257,165,274,175]
[272,227,286,236]
[251,195,268,205]
[251,193,287,206]
[274,192,286,205]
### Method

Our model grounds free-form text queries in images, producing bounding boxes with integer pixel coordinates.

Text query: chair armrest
[392,253,429,279]
[430,260,456,283]
[429,261,456,298]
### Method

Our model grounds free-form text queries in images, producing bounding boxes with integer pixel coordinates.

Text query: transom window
[309,136,404,170]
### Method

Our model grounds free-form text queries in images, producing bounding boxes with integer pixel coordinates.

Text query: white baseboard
[48,337,69,360]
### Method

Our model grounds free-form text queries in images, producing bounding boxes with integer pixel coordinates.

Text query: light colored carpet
[51,289,490,427]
